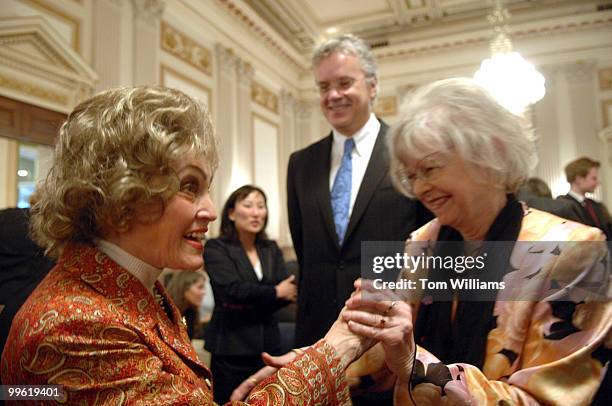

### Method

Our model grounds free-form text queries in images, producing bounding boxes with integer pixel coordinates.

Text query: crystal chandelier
[474,0,545,115]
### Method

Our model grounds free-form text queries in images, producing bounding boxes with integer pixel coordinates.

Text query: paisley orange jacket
[1,244,350,405]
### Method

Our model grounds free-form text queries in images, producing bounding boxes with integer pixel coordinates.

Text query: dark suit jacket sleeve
[287,152,303,267]
[204,239,278,308]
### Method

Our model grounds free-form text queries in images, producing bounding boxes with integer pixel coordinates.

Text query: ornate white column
[533,61,604,200]
[533,65,566,196]
[562,61,600,156]
[598,126,612,205]
[212,44,239,221]
[131,0,165,86]
[295,98,314,149]
[562,61,604,199]
[279,89,297,246]
[236,59,254,182]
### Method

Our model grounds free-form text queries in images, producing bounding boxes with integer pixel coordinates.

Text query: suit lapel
[345,122,389,241]
[563,194,591,224]
[314,134,340,250]
[230,243,260,282]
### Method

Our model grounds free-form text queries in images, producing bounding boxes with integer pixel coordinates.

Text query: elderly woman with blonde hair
[1,86,384,405]
[339,78,611,405]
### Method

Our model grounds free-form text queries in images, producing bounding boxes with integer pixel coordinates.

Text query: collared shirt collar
[332,113,380,157]
[568,190,586,204]
[95,239,162,292]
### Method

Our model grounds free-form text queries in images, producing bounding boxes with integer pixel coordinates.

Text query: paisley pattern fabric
[1,244,350,405]
[348,207,611,405]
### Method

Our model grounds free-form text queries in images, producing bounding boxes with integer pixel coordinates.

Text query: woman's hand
[343,279,415,383]
[275,275,297,301]
[229,351,299,401]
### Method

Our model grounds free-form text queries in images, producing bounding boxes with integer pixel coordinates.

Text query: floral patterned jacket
[347,207,611,405]
[1,244,350,405]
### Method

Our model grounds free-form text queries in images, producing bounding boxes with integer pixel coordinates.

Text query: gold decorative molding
[377,14,612,60]
[251,81,278,115]
[603,100,612,128]
[373,96,397,117]
[21,0,81,52]
[0,73,68,105]
[214,0,304,71]
[599,68,612,91]
[161,22,212,77]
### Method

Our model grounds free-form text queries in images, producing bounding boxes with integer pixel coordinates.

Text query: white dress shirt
[253,260,263,281]
[329,113,380,217]
[96,239,162,293]
[568,190,586,204]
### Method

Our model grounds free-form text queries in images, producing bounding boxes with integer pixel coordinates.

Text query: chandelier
[474,0,545,115]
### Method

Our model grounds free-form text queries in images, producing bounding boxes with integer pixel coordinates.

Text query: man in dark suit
[287,34,428,350]
[556,157,612,239]
[517,177,583,222]
[0,206,54,382]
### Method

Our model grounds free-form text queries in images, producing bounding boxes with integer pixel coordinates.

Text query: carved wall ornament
[561,60,597,85]
[237,60,254,85]
[0,32,71,70]
[280,89,296,111]
[161,22,212,76]
[373,96,397,117]
[132,0,165,25]
[252,81,278,115]
[0,73,68,105]
[599,68,612,91]
[214,43,238,75]
[295,99,313,119]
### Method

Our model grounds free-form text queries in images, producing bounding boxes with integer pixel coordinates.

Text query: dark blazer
[287,121,429,346]
[204,238,290,356]
[557,194,612,239]
[519,196,583,222]
[0,208,54,368]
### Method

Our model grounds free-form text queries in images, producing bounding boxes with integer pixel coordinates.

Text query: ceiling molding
[215,0,308,70]
[375,10,612,60]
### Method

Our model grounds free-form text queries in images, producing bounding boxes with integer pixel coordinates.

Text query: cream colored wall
[1,0,612,240]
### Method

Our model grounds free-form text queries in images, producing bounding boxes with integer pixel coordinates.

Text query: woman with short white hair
[342,78,611,405]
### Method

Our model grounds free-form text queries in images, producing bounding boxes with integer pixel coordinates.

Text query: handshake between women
[231,278,415,401]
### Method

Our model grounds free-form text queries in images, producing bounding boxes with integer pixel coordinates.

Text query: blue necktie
[331,138,354,244]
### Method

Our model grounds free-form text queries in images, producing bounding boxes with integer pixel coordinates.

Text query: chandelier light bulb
[475,51,546,115]
[474,1,546,115]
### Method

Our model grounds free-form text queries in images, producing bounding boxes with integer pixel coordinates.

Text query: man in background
[0,201,54,382]
[557,157,612,239]
[286,34,429,349]
[517,177,582,222]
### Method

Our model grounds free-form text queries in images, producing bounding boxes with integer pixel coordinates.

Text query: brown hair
[166,269,207,313]
[521,177,552,199]
[564,157,600,183]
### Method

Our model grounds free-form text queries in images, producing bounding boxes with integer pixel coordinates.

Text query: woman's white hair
[389,77,537,198]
